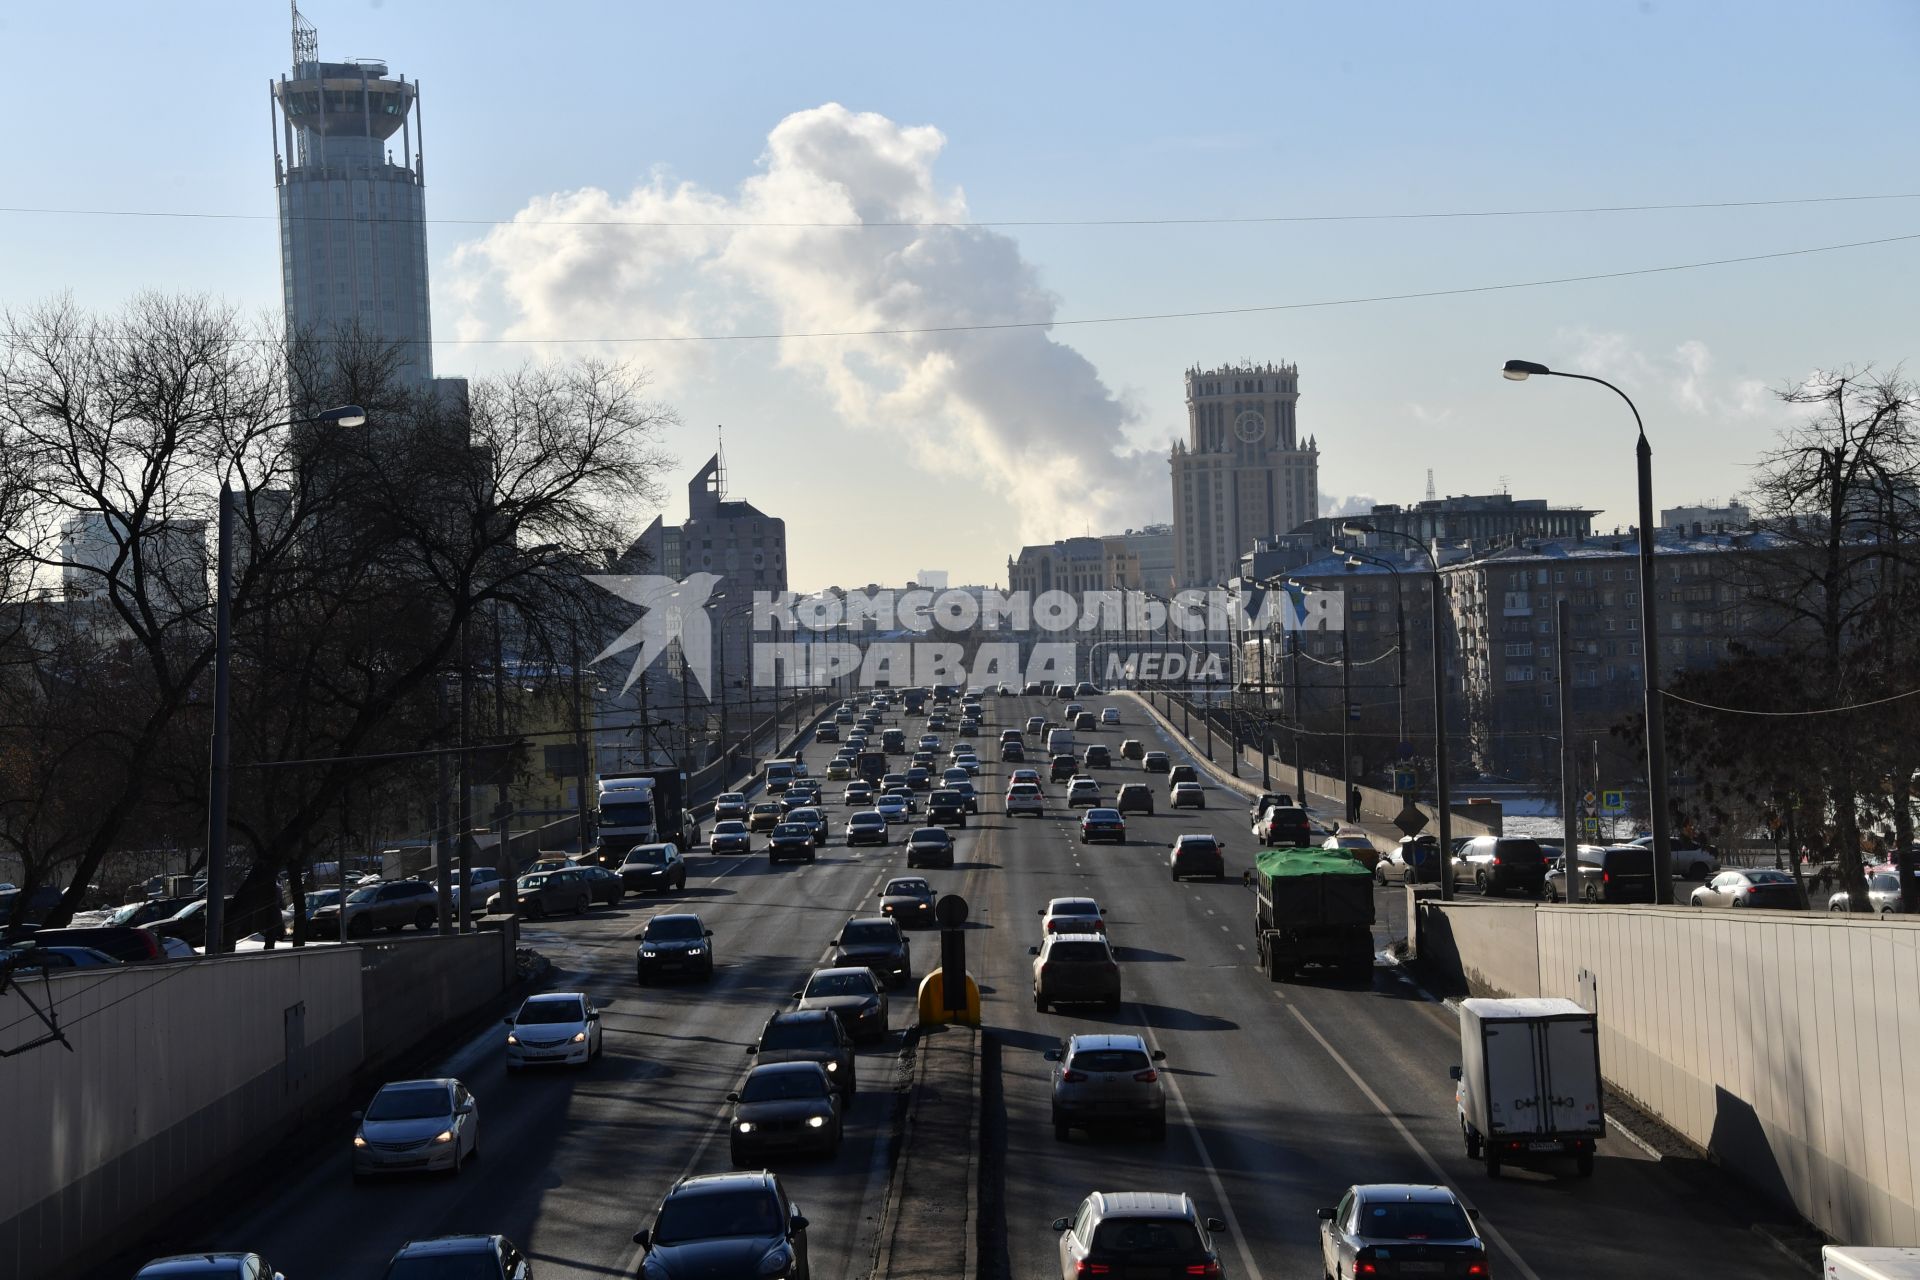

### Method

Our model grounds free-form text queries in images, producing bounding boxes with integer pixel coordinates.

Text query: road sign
[1394,803,1428,838]
[935,893,970,929]
[1393,768,1417,795]
[1582,790,1598,808]
[1600,789,1625,815]
[1581,816,1601,836]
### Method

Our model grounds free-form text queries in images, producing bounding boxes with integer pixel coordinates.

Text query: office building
[1171,363,1319,587]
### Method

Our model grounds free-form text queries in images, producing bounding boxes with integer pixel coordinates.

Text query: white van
[1045,728,1076,757]
[765,761,796,792]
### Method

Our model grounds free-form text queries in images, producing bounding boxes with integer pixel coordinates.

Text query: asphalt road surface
[108,691,1808,1279]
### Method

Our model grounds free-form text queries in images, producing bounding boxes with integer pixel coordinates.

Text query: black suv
[749,1009,857,1099]
[636,913,715,983]
[1083,744,1112,769]
[926,789,968,828]
[1049,754,1077,783]
[830,916,912,987]
[633,1171,811,1280]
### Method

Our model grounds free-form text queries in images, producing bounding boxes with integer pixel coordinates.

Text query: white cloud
[1320,492,1378,518]
[1556,329,1784,423]
[451,104,1167,543]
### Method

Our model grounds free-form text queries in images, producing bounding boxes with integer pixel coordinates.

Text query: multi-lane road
[110,693,1808,1278]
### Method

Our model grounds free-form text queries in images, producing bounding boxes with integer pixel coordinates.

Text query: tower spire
[1425,468,1436,502]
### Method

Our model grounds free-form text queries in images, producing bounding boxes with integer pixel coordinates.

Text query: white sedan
[875,794,913,824]
[505,992,603,1070]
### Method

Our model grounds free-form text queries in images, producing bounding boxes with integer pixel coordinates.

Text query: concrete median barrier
[871,1023,979,1279]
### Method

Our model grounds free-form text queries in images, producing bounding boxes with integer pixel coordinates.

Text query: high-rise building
[270,5,451,394]
[1171,362,1319,587]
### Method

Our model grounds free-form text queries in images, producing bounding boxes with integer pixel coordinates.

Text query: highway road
[107,691,1809,1279]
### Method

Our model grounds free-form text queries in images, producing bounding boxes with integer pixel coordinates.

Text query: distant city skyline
[3,1,1915,586]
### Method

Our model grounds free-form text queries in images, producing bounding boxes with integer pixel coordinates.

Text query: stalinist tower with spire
[1169,362,1319,586]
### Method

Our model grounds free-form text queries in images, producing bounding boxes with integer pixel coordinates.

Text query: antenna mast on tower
[714,427,729,501]
[1425,468,1436,502]
[291,1,318,68]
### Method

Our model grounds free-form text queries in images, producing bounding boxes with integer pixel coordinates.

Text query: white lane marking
[1126,1017,1266,1280]
[1279,1000,1545,1280]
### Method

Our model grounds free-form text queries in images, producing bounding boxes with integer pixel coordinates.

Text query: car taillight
[1133,1069,1159,1082]
[1075,1263,1111,1276]
[1061,1069,1088,1082]
[1746,885,1757,895]
[1185,1264,1222,1278]
[1603,871,1610,882]
[1492,855,1503,865]
[1466,1263,1489,1277]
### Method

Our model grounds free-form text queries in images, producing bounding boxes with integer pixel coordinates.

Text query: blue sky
[4,0,1916,587]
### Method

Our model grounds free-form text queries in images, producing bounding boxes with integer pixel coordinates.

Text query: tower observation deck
[269,3,439,390]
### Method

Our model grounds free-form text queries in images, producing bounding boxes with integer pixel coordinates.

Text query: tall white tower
[1169,362,1318,586]
[269,4,439,390]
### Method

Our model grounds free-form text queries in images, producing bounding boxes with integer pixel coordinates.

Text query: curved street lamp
[205,404,366,955]
[1502,359,1673,901]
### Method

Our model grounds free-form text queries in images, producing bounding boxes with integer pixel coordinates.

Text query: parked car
[878,876,938,928]
[504,991,601,1070]
[352,1078,479,1180]
[1047,1033,1167,1141]
[630,1171,810,1280]
[1,943,121,971]
[18,924,166,964]
[1079,808,1127,844]
[134,1254,286,1280]
[1318,1184,1488,1280]
[1689,868,1806,909]
[1052,1192,1226,1280]
[1169,835,1225,881]
[906,826,955,869]
[619,844,687,894]
[1629,833,1721,881]
[379,1236,529,1280]
[1829,871,1907,913]
[829,916,912,987]
[1453,835,1549,898]
[749,1008,857,1099]
[794,965,890,1042]
[1031,933,1121,1012]
[489,869,592,918]
[1544,843,1656,903]
[729,1061,843,1163]
[1169,782,1206,810]
[314,879,440,937]
[636,912,714,983]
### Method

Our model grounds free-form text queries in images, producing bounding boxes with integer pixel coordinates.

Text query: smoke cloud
[451,104,1167,542]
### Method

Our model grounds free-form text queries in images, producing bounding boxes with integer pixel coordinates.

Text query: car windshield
[760,1017,834,1050]
[518,998,584,1024]
[773,824,810,837]
[601,801,653,827]
[346,885,382,903]
[653,1188,783,1244]
[1071,1048,1150,1072]
[742,1068,832,1102]
[365,1085,450,1121]
[805,972,876,998]
[383,1254,506,1280]
[1052,900,1099,916]
[718,793,745,804]
[911,830,947,843]
[1180,838,1219,853]
[645,917,704,941]
[842,922,897,946]
[518,874,550,889]
[1870,873,1901,892]
[1747,870,1794,884]
[624,848,668,866]
[1086,810,1120,821]
[106,902,148,926]
[752,803,781,815]
[886,880,931,897]
[1360,1200,1474,1240]
[853,814,884,826]
[714,822,747,835]
[1090,1219,1204,1255]
[1050,941,1110,962]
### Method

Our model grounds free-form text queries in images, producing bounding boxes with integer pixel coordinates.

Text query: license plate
[1399,1265,1443,1275]
[1528,1140,1561,1151]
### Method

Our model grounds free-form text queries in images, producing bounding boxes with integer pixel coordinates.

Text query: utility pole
[1558,598,1579,901]
[435,677,453,934]
[1290,627,1306,801]
[571,626,591,853]
[1257,610,1271,790]
[456,617,473,933]
[491,605,517,916]
[1340,624,1352,822]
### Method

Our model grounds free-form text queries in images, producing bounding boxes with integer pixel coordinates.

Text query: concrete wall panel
[1430,901,1920,1246]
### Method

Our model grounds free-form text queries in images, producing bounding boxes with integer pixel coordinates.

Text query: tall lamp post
[1286,579,1352,828]
[1335,523,1458,900]
[1337,548,1409,753]
[206,403,366,955]
[1501,358,1673,902]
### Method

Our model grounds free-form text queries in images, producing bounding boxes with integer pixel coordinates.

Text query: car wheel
[1584,884,1601,904]
[348,915,372,939]
[1035,995,1048,1013]
[1054,1121,1070,1142]
[636,968,649,986]
[1171,868,1181,881]
[1151,1114,1168,1142]
[531,901,547,919]
[702,960,715,981]
[1486,1149,1503,1178]
[1463,1124,1481,1160]
[730,1142,750,1168]
[1576,1149,1595,1177]
[414,908,435,932]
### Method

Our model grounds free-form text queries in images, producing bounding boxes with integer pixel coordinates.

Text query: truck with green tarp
[1251,846,1376,980]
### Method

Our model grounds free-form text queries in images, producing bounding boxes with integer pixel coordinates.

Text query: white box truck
[1450,996,1604,1178]
[1825,1248,1920,1279]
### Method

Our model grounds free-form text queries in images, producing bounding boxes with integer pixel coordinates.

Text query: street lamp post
[205,403,365,956]
[1336,525,1457,899]
[1502,359,1673,901]
[1339,549,1409,752]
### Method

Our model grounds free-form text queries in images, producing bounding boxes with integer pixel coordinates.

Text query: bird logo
[585,573,723,698]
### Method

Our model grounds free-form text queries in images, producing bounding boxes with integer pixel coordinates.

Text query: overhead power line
[1661,686,1920,716]
[1,190,1916,230]
[3,230,1912,349]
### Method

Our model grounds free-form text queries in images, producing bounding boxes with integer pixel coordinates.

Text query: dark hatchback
[829,916,912,987]
[768,823,818,866]
[633,1171,810,1280]
[926,790,968,827]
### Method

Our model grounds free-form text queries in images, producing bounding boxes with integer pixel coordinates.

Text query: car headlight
[824,1060,839,1072]
[506,1033,519,1045]
[737,1121,756,1134]
[353,1135,367,1148]
[434,1129,454,1144]
[572,1031,588,1043]
[807,1115,827,1128]
[686,946,706,956]
[758,1246,795,1277]
[641,947,657,955]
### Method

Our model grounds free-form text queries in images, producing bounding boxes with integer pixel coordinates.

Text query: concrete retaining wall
[1415,899,1920,1247]
[358,931,511,1069]
[0,949,365,1279]
[1407,897,1541,999]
